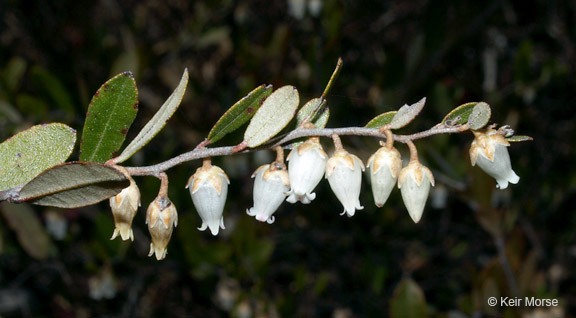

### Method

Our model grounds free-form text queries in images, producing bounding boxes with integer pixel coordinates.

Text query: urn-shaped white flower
[470,129,519,189]
[398,160,435,223]
[367,146,402,207]
[325,149,365,217]
[109,177,141,241]
[146,196,178,260]
[186,160,230,236]
[286,137,327,204]
[247,163,290,224]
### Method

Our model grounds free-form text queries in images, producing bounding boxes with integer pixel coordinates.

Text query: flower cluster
[108,126,521,260]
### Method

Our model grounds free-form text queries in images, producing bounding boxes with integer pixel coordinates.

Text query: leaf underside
[244,85,300,148]
[390,97,426,129]
[468,102,492,130]
[507,135,533,142]
[79,72,138,163]
[0,123,76,191]
[17,162,130,208]
[115,68,189,164]
[207,84,273,143]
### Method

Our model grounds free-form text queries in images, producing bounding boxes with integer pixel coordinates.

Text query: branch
[124,124,469,176]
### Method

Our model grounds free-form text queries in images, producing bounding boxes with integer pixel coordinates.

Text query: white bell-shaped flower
[470,129,519,189]
[186,161,230,236]
[247,163,290,224]
[286,137,327,204]
[325,149,365,217]
[398,160,435,223]
[109,177,140,241]
[146,196,178,260]
[367,146,402,207]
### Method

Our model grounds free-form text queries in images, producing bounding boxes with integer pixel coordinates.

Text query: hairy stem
[331,134,343,151]
[157,172,169,197]
[124,124,467,176]
[406,140,419,163]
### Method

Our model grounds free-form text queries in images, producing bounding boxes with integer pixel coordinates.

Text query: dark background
[0,0,575,317]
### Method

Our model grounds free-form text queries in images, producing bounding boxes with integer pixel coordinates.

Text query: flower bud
[470,129,519,189]
[286,137,327,204]
[367,146,402,207]
[109,177,140,241]
[146,196,178,260]
[186,162,230,236]
[325,149,365,217]
[398,160,435,223]
[247,164,290,224]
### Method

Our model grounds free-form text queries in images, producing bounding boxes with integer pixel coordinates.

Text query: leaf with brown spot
[79,72,138,163]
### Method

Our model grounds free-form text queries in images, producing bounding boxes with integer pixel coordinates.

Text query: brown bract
[292,137,327,158]
[367,146,402,178]
[470,129,510,165]
[398,161,435,187]
[326,149,365,178]
[187,165,230,195]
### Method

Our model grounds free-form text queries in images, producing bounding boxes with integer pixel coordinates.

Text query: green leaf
[114,68,189,164]
[79,72,138,163]
[16,162,130,208]
[0,202,52,259]
[468,102,492,130]
[244,85,299,148]
[295,97,330,128]
[390,278,428,318]
[390,97,426,129]
[207,84,272,143]
[0,123,76,191]
[365,111,397,129]
[442,102,483,126]
[507,135,533,142]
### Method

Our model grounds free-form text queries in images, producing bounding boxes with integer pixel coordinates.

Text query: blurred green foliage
[0,0,575,317]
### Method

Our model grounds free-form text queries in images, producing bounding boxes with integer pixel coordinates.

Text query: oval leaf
[16,162,130,208]
[468,102,492,130]
[79,72,138,163]
[115,68,189,164]
[244,85,299,148]
[365,111,397,129]
[207,84,273,143]
[442,102,480,126]
[507,135,533,142]
[0,202,52,259]
[390,278,428,318]
[0,123,76,191]
[390,97,426,129]
[295,97,330,128]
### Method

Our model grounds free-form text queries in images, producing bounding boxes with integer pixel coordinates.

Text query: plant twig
[124,124,468,176]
